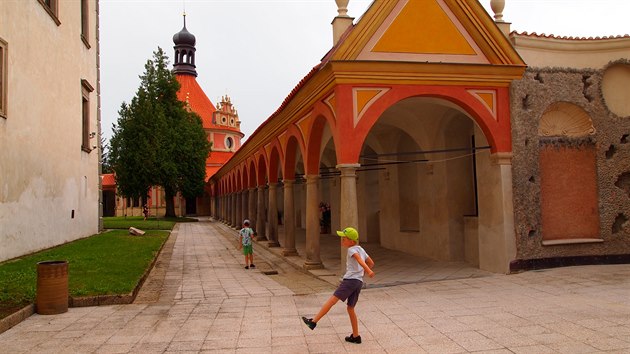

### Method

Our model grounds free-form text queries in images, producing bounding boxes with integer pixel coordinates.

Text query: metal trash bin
[36,260,69,315]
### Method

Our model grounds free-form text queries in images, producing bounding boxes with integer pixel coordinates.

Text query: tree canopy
[109,47,210,217]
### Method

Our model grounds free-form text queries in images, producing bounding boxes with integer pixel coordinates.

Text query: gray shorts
[333,278,363,307]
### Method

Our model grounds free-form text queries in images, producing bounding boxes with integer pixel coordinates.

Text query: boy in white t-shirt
[302,227,375,344]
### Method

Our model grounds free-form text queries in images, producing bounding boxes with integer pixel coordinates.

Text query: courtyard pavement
[1,219,629,353]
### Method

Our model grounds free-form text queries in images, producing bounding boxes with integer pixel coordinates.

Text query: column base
[303,261,324,270]
[281,248,299,257]
[267,241,280,248]
[255,236,268,242]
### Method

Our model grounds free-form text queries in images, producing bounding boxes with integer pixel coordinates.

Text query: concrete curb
[0,304,35,334]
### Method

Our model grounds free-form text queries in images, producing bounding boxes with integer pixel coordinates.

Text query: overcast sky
[99,0,630,145]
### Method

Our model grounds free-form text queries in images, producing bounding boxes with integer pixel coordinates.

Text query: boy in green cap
[302,226,375,344]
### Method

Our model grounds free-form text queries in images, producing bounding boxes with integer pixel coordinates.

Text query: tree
[100,137,113,174]
[109,47,210,217]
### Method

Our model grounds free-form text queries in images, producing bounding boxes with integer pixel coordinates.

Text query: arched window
[538,102,599,242]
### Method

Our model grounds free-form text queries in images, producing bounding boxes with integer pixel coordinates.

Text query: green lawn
[103,216,197,230]
[0,229,168,319]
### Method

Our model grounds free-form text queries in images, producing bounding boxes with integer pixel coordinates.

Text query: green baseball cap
[337,227,359,241]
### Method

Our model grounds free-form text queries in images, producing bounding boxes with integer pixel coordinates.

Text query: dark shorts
[333,278,363,307]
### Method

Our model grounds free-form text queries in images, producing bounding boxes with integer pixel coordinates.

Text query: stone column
[221,194,227,224]
[337,163,360,274]
[225,194,230,225]
[282,180,298,256]
[478,153,516,274]
[267,183,280,247]
[231,193,237,227]
[304,175,323,269]
[248,188,257,232]
[235,191,242,229]
[256,185,267,241]
[241,190,248,223]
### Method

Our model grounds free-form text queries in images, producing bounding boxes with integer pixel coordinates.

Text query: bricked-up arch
[539,102,599,241]
[539,102,596,137]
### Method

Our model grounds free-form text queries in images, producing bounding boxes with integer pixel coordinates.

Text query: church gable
[334,0,523,66]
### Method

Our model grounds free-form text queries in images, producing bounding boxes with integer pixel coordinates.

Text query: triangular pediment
[333,0,524,66]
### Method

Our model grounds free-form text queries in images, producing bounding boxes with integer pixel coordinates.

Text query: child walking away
[238,220,256,269]
[302,227,374,344]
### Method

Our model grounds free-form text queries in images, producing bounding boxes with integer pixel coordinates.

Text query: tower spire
[172,12,197,76]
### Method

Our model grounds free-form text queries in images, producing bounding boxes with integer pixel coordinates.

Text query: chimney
[332,0,354,45]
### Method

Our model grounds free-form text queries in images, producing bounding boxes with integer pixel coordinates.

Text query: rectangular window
[38,0,60,25]
[81,79,94,152]
[0,38,6,118]
[80,0,90,48]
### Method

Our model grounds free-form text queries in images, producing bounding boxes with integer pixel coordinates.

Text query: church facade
[209,0,630,273]
[103,17,244,218]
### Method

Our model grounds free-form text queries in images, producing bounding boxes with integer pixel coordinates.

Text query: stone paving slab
[1,219,629,353]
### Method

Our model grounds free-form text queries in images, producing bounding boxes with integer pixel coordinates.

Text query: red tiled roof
[511,31,630,41]
[206,151,237,180]
[176,74,237,132]
[102,173,116,187]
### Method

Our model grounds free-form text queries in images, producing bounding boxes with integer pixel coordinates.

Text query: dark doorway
[103,190,116,217]
[186,197,197,215]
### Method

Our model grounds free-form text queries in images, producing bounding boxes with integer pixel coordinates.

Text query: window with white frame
[81,79,94,152]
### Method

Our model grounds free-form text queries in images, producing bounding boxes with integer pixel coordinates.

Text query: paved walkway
[1,219,629,353]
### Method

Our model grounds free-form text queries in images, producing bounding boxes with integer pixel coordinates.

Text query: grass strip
[103,216,197,230]
[0,230,168,318]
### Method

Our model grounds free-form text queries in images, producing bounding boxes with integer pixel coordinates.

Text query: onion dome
[173,25,196,46]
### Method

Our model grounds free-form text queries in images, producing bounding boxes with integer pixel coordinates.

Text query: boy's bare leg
[313,295,340,322]
[244,255,249,266]
[347,306,359,337]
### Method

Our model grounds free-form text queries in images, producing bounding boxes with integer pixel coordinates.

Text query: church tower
[171,14,244,214]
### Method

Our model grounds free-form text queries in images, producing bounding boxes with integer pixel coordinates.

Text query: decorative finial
[336,0,350,18]
[490,0,505,22]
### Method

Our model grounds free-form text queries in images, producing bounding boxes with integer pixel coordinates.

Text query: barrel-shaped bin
[36,260,69,315]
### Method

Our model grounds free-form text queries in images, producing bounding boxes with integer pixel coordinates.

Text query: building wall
[0,1,100,262]
[512,35,630,70]
[510,61,630,261]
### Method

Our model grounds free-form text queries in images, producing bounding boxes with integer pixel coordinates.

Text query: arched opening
[359,96,486,265]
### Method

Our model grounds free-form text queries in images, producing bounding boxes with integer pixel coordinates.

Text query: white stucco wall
[0,1,100,262]
[512,34,630,69]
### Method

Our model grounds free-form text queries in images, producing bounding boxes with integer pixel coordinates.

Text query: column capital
[337,163,360,178]
[283,179,295,186]
[305,175,319,184]
[336,163,360,170]
[268,183,277,191]
[491,152,513,165]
